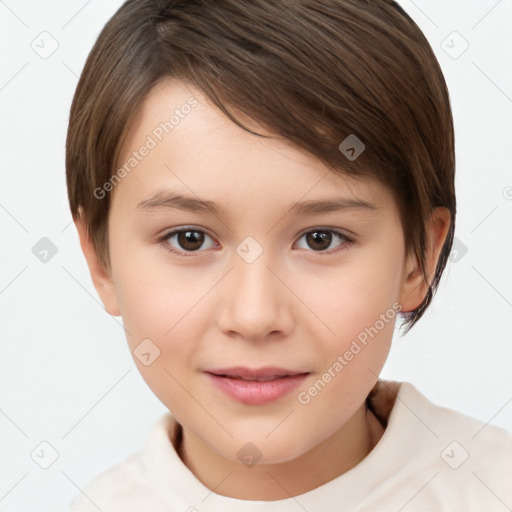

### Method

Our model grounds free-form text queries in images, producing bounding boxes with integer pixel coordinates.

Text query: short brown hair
[66,0,456,333]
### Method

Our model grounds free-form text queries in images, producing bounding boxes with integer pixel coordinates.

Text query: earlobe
[74,212,121,317]
[399,207,451,313]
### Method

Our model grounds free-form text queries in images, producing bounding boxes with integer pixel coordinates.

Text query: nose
[216,250,294,342]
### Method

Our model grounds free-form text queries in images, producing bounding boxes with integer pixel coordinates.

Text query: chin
[222,430,316,467]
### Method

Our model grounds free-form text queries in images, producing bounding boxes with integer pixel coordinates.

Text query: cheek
[111,243,202,343]
[315,268,398,391]
[303,248,403,342]
[112,265,205,411]
[293,246,402,414]
[109,252,206,397]
[295,291,398,450]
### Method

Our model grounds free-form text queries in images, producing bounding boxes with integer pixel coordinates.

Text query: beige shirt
[69,381,512,511]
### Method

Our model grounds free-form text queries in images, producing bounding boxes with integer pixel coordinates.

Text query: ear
[399,207,451,312]
[74,211,121,317]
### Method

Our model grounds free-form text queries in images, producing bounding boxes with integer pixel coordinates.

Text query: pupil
[307,231,331,251]
[178,230,204,251]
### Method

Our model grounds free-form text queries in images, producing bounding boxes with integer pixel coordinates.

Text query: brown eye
[177,230,205,251]
[163,228,215,255]
[296,229,352,253]
[305,231,332,251]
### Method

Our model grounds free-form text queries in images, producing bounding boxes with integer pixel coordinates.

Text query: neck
[178,404,385,501]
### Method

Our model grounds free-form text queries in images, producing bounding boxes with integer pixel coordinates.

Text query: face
[88,78,424,466]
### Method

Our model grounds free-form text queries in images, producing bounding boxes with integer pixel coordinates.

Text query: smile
[204,366,310,405]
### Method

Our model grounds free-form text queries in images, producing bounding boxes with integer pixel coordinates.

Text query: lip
[204,367,310,405]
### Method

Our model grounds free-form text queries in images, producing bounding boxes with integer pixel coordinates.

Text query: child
[65,0,512,510]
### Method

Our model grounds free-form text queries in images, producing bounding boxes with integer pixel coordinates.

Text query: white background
[0,0,511,510]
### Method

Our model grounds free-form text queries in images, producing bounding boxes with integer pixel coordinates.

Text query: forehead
[112,78,394,214]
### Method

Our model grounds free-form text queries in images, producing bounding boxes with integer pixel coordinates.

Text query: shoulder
[68,413,176,511]
[68,451,151,511]
[378,381,512,510]
[394,381,512,456]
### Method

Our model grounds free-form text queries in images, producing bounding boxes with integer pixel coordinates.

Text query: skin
[75,78,450,500]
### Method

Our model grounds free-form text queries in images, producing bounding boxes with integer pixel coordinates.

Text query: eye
[160,227,216,256]
[159,226,354,257]
[294,228,353,254]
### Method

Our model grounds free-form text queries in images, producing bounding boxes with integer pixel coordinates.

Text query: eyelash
[157,226,355,257]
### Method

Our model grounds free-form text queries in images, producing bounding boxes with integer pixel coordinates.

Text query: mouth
[204,367,310,405]
[214,374,293,382]
[206,366,309,379]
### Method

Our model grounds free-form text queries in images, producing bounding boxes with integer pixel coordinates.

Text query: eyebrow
[136,191,379,217]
